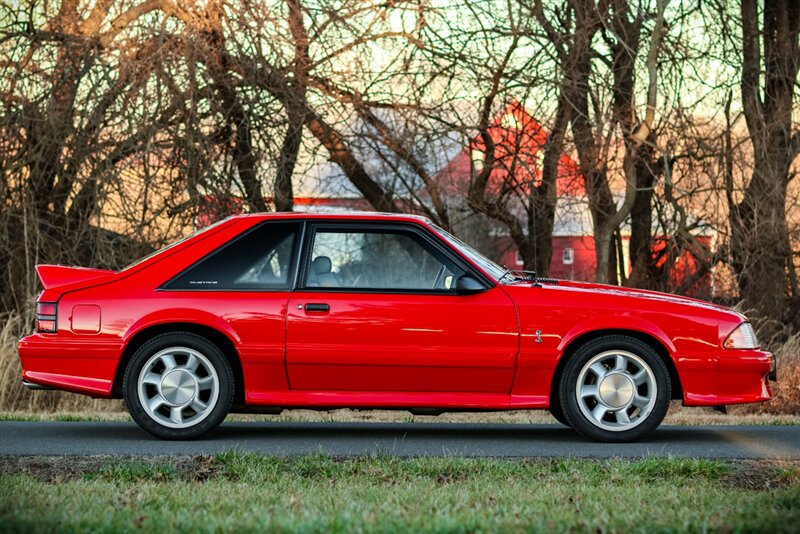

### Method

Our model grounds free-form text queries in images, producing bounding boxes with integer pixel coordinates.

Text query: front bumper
[684,349,775,406]
[768,353,777,382]
[716,349,775,405]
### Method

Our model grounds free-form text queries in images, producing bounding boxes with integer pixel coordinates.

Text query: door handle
[304,303,330,313]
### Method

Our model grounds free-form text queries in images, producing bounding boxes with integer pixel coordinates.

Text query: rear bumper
[685,349,775,406]
[18,334,121,398]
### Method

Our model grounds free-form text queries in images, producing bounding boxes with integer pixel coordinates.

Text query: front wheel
[123,332,234,440]
[558,335,671,442]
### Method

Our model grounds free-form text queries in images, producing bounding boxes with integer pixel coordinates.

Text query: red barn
[198,101,712,291]
[434,101,601,281]
[434,101,712,290]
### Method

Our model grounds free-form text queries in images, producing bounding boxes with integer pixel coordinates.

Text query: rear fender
[122,309,243,347]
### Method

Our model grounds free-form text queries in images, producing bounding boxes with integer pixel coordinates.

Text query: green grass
[83,461,179,483]
[1,454,798,532]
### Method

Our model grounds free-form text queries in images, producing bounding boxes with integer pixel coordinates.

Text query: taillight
[36,302,57,333]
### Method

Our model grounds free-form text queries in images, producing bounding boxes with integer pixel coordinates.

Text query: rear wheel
[123,332,234,440]
[558,335,670,442]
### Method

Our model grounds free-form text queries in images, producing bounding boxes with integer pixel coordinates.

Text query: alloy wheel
[574,349,657,432]
[137,346,220,429]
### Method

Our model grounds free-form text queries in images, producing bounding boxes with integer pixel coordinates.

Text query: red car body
[19,213,774,425]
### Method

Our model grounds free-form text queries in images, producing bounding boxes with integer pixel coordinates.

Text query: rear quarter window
[163,221,301,290]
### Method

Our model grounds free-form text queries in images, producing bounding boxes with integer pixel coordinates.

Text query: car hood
[505,279,742,318]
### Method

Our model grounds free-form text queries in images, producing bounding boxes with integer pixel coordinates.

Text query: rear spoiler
[36,264,116,290]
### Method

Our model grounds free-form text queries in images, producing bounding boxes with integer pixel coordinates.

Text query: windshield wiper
[497,268,515,284]
[498,268,559,286]
[517,270,559,286]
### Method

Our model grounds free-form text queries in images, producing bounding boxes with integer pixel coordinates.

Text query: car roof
[236,211,435,225]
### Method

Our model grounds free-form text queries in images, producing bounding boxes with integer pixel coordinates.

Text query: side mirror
[455,275,484,294]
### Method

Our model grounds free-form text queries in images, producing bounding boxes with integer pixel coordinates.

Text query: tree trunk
[626,141,659,289]
[574,0,666,285]
[274,118,300,212]
[520,0,604,275]
[730,159,792,321]
[732,0,799,323]
[594,226,614,285]
[528,84,574,275]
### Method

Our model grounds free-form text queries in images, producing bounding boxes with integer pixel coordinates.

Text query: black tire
[123,332,234,440]
[558,335,670,442]
[548,401,571,427]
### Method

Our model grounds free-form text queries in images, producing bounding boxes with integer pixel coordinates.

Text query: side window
[304,228,465,291]
[164,222,301,290]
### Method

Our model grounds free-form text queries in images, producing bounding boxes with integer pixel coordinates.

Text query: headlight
[723,322,759,350]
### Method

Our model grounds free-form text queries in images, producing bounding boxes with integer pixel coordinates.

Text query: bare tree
[0,0,189,310]
[570,0,668,284]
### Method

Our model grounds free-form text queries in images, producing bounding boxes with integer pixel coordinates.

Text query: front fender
[558,314,677,357]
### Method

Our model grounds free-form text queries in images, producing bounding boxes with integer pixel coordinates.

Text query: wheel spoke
[632,369,648,386]
[142,372,161,386]
[196,376,215,391]
[633,393,650,408]
[148,396,165,412]
[190,398,208,413]
[160,354,177,371]
[614,354,627,371]
[184,354,200,372]
[591,404,607,423]
[169,407,184,424]
[589,363,608,380]
[580,384,598,399]
[615,408,631,424]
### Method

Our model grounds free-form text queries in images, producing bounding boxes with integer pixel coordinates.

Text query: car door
[160,220,303,394]
[285,222,519,393]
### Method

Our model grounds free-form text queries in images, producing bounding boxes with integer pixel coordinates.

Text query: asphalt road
[1,422,799,458]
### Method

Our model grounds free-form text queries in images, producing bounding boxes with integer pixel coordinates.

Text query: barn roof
[435,101,585,198]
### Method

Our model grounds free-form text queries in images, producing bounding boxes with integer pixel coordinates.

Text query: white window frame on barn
[563,247,574,265]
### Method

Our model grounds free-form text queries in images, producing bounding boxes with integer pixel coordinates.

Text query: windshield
[431,224,507,281]
[121,218,230,271]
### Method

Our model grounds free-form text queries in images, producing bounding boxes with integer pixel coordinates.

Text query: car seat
[308,256,340,287]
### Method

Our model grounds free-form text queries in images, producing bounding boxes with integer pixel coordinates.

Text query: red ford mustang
[18,213,775,441]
